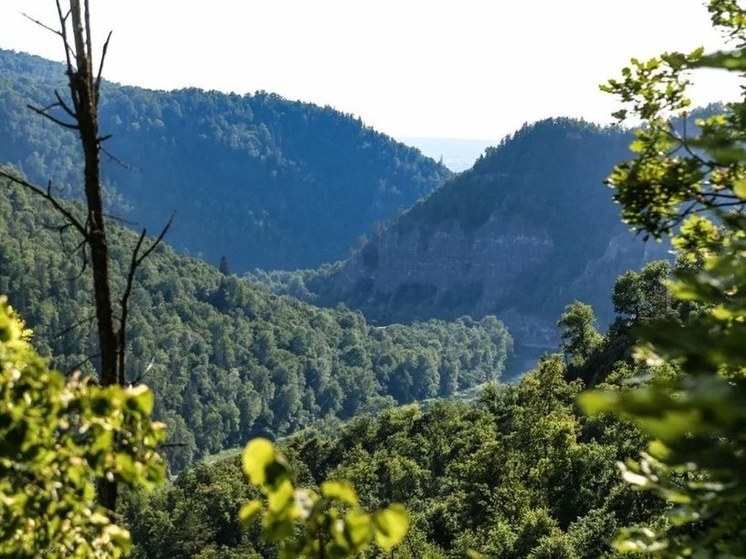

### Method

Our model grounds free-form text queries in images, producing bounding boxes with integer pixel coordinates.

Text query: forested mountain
[306,119,669,369]
[123,253,684,558]
[0,48,450,271]
[124,349,660,558]
[0,169,511,470]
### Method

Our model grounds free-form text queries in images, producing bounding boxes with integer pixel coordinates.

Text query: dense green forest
[0,48,450,271]
[6,1,746,557]
[121,279,669,558]
[252,118,670,370]
[0,169,510,470]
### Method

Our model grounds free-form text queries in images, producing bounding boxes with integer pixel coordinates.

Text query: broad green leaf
[344,510,372,549]
[267,478,294,514]
[242,438,276,486]
[321,480,358,505]
[648,440,671,460]
[126,385,154,414]
[735,178,746,201]
[239,500,263,526]
[373,504,409,550]
[577,391,615,415]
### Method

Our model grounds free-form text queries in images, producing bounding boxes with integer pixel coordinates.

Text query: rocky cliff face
[327,119,670,372]
[334,205,554,321]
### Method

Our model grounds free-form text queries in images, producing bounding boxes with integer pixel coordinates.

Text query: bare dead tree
[0,0,171,513]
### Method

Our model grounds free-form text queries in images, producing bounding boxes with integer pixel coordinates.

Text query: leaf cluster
[240,438,409,558]
[0,296,165,557]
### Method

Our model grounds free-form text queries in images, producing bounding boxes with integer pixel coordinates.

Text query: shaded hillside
[324,119,669,368]
[0,169,510,470]
[0,48,449,271]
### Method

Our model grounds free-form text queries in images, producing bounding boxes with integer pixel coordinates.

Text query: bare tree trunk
[68,1,119,390]
[0,0,172,514]
[67,0,120,512]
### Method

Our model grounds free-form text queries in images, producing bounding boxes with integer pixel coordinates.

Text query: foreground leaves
[241,437,409,558]
[0,296,165,558]
[582,2,746,555]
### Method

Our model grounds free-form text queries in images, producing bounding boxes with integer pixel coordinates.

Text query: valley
[2,3,744,556]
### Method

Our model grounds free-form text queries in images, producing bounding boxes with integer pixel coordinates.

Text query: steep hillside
[0,48,449,271]
[0,169,510,469]
[325,119,669,368]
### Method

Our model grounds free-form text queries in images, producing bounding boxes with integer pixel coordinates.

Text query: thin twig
[95,30,112,97]
[27,104,80,130]
[64,352,101,376]
[0,171,88,238]
[54,313,96,339]
[54,90,78,119]
[101,146,137,171]
[117,214,174,383]
[103,212,137,226]
[127,358,155,387]
[21,12,62,36]
[159,442,188,449]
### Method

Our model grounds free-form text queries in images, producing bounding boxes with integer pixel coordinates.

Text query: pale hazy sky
[0,1,740,140]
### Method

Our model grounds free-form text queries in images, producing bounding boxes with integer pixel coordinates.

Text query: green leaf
[267,478,294,514]
[242,438,276,486]
[343,510,372,550]
[239,500,263,526]
[321,480,358,505]
[373,504,409,550]
[692,49,746,71]
[734,178,746,201]
[126,385,155,414]
[577,391,615,415]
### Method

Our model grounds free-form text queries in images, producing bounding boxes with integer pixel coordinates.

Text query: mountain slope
[323,119,669,368]
[0,169,510,469]
[0,48,449,271]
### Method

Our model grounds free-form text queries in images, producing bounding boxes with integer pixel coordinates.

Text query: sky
[0,1,741,141]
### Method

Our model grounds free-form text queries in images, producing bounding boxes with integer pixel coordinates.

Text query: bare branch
[40,219,73,233]
[117,215,173,384]
[126,358,155,387]
[84,0,93,63]
[26,104,80,130]
[95,30,113,97]
[159,442,188,449]
[116,228,146,384]
[63,236,88,259]
[38,100,62,113]
[63,352,101,376]
[706,191,742,201]
[21,12,62,36]
[73,249,89,279]
[137,213,174,265]
[54,90,78,119]
[54,1,76,90]
[54,313,96,339]
[101,146,137,171]
[103,212,137,226]
[120,230,148,314]
[0,171,88,238]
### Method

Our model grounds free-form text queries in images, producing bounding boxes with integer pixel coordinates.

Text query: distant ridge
[0,48,450,271]
[313,118,670,369]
